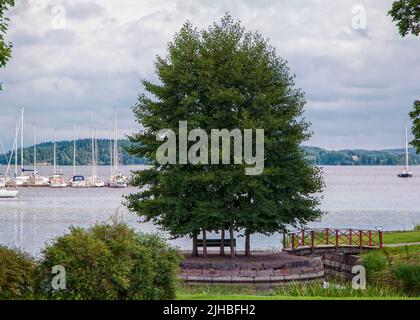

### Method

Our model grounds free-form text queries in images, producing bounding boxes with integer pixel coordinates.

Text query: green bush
[0,246,37,300]
[392,263,420,294]
[362,250,387,273]
[36,223,182,300]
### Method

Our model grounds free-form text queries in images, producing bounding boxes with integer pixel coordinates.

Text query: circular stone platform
[180,252,324,285]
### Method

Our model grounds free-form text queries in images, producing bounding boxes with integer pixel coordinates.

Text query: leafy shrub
[362,250,387,273]
[414,225,420,232]
[0,246,37,300]
[392,263,420,294]
[36,223,182,300]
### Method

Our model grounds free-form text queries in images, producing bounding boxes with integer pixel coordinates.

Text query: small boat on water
[28,172,50,187]
[0,189,18,198]
[49,129,68,188]
[0,176,6,188]
[109,108,128,188]
[398,122,413,178]
[49,173,68,188]
[27,125,49,187]
[87,116,105,188]
[8,108,30,187]
[109,173,128,188]
[69,175,87,188]
[69,123,87,188]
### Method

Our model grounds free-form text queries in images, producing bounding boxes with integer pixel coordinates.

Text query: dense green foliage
[36,223,182,300]
[0,0,14,90]
[127,14,324,256]
[392,263,420,294]
[362,245,420,296]
[0,139,146,166]
[362,250,387,273]
[303,146,420,166]
[409,100,420,153]
[389,0,420,37]
[0,245,36,300]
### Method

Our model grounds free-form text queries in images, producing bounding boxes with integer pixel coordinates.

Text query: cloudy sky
[1,0,419,151]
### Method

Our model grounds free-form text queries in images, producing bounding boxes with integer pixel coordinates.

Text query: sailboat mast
[114,107,119,174]
[91,114,95,178]
[53,129,57,175]
[95,129,98,172]
[73,122,76,176]
[405,122,409,171]
[109,121,113,177]
[20,107,24,175]
[14,117,18,177]
[33,124,37,174]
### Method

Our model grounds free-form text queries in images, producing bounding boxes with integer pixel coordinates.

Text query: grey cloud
[1,0,419,151]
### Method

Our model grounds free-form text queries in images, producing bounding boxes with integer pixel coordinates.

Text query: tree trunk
[192,233,199,257]
[202,229,207,257]
[220,229,225,256]
[245,230,251,256]
[229,225,235,259]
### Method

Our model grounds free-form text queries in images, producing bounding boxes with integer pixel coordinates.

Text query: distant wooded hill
[0,140,418,166]
[0,139,147,166]
[303,146,420,166]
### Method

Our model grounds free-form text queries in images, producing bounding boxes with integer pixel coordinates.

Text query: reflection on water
[1,165,420,254]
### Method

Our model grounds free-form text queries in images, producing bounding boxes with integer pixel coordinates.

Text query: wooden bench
[197,239,236,248]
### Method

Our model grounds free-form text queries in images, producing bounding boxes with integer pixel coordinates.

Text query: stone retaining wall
[323,253,362,281]
[180,256,325,284]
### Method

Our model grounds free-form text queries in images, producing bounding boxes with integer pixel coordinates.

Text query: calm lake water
[1,165,420,255]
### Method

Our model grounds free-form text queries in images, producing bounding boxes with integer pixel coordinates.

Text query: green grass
[177,282,412,300]
[383,230,420,245]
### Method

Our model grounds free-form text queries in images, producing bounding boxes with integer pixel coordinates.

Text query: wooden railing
[283,228,383,252]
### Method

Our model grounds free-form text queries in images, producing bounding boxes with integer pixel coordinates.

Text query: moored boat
[109,107,128,188]
[50,129,68,188]
[49,173,68,188]
[0,176,6,188]
[398,122,413,178]
[69,175,87,188]
[0,189,19,198]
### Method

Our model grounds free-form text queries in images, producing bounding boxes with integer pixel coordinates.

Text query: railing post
[326,228,329,245]
[349,229,353,245]
[311,230,315,249]
[359,230,363,253]
[282,232,286,249]
[291,233,295,252]
[379,230,383,248]
[301,230,305,246]
[335,230,339,249]
[369,230,372,247]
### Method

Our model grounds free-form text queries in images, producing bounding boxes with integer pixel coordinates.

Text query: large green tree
[127,14,323,257]
[0,0,14,90]
[409,100,420,151]
[389,0,420,37]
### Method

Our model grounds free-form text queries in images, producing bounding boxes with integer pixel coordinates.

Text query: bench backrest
[197,239,236,247]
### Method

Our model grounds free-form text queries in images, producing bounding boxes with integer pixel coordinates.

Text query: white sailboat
[9,108,29,187]
[69,123,87,188]
[0,175,5,188]
[49,129,67,188]
[0,189,18,198]
[87,114,105,188]
[398,122,413,178]
[109,107,128,188]
[28,124,49,187]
